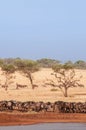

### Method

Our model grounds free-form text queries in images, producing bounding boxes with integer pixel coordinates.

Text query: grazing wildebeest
[32,84,38,89]
[16,83,28,89]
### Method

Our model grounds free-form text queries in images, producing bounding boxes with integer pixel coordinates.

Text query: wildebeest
[1,84,8,91]
[16,83,28,89]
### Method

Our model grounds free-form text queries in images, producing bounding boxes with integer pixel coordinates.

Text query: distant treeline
[0,58,86,69]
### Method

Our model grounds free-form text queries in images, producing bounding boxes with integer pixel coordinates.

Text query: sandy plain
[0,68,86,102]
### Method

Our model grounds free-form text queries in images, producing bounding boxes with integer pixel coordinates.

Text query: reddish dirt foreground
[0,112,86,126]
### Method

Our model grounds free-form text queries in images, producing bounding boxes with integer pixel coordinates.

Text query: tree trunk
[28,72,34,89]
[5,75,8,91]
[64,87,68,97]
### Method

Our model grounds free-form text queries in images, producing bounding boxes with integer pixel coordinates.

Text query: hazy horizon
[0,0,86,62]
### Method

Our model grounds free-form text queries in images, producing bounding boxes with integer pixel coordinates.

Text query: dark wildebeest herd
[0,101,86,113]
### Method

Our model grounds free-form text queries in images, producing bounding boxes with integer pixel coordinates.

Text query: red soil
[0,112,86,126]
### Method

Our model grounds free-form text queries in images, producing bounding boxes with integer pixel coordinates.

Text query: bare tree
[46,64,84,97]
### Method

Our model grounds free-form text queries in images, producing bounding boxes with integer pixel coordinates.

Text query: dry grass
[0,68,86,102]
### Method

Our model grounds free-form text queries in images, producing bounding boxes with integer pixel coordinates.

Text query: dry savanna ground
[0,68,86,102]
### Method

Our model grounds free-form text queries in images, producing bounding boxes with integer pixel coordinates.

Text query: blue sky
[0,0,86,62]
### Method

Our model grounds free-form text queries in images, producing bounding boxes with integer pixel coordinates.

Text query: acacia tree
[37,58,60,68]
[46,64,84,97]
[74,60,86,69]
[14,59,39,89]
[1,64,15,90]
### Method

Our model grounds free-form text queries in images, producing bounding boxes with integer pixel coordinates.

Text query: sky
[0,0,86,62]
